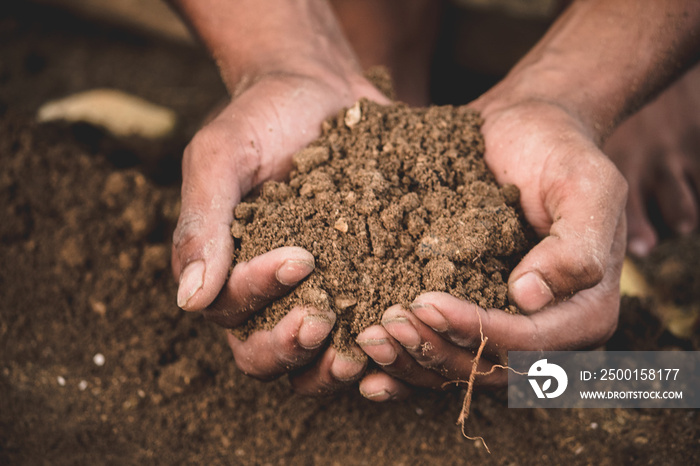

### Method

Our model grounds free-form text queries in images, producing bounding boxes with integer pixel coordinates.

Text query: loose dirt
[232,99,533,353]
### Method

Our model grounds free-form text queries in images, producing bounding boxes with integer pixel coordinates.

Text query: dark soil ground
[1,3,698,464]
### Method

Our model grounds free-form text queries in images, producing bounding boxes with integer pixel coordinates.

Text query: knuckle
[417,348,449,371]
[228,333,283,381]
[556,246,606,293]
[172,211,205,251]
[245,272,285,300]
[185,119,261,183]
[577,251,605,285]
[273,348,306,371]
[272,332,310,370]
[385,361,417,381]
[185,125,226,162]
[232,353,279,382]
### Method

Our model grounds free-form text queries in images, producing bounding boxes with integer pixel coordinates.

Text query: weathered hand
[605,64,700,257]
[357,99,628,399]
[172,71,387,390]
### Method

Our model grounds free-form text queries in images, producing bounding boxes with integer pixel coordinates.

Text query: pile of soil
[233,100,533,351]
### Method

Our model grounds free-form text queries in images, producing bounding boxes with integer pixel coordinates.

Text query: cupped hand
[172,70,388,391]
[357,99,628,400]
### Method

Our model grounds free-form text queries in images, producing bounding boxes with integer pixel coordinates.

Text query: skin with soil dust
[232,99,534,353]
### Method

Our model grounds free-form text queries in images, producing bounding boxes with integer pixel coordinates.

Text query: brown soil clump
[232,99,535,353]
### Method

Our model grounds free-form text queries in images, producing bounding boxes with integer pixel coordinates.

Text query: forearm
[168,0,362,93]
[480,0,700,142]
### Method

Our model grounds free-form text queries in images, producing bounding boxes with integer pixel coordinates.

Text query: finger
[509,154,628,312]
[411,293,540,359]
[655,153,698,235]
[288,345,367,396]
[358,371,411,402]
[358,307,455,389]
[202,246,314,328]
[173,124,250,311]
[415,209,624,353]
[381,306,506,389]
[625,181,658,257]
[412,254,621,356]
[356,319,446,389]
[226,306,335,381]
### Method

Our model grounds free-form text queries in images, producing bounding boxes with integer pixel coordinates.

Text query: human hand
[356,99,628,400]
[605,64,700,257]
[171,67,389,390]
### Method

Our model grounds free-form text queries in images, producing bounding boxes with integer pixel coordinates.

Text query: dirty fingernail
[177,260,205,309]
[382,316,421,349]
[298,312,335,349]
[331,351,367,382]
[360,389,392,402]
[276,259,315,286]
[510,272,554,312]
[410,302,448,332]
[357,338,397,365]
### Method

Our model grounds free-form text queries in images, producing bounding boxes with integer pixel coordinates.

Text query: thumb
[172,127,245,311]
[508,156,628,313]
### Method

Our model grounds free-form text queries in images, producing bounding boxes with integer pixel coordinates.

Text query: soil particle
[232,99,535,353]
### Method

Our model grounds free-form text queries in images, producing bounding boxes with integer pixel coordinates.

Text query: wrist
[171,0,364,95]
[473,0,700,145]
[472,64,612,145]
[218,54,364,102]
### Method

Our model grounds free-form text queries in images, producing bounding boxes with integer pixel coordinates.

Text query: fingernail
[410,302,448,332]
[360,389,392,402]
[177,260,205,309]
[357,338,397,365]
[382,316,421,349]
[298,312,335,349]
[330,351,367,382]
[627,238,652,257]
[276,259,315,286]
[510,272,554,312]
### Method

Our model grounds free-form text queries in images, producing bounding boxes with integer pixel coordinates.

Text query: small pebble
[590,422,598,430]
[78,380,88,391]
[93,353,106,366]
[344,101,362,128]
[333,218,349,233]
[57,376,66,387]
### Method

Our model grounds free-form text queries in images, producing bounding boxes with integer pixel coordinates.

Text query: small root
[457,327,490,452]
[446,309,526,454]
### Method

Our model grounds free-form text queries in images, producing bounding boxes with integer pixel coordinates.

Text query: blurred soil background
[1,1,698,464]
